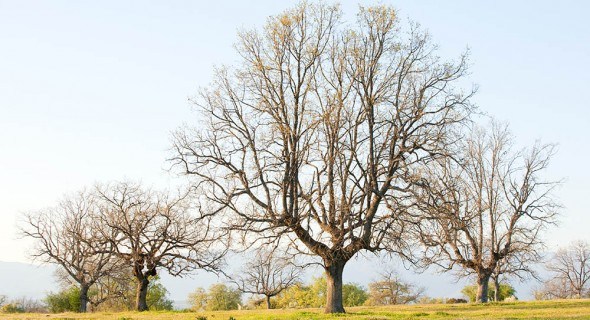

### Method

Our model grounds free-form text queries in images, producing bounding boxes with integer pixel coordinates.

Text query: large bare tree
[410,122,559,303]
[231,248,301,309]
[94,182,225,311]
[171,3,472,313]
[21,190,123,312]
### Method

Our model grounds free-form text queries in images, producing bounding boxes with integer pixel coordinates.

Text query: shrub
[45,286,80,313]
[343,283,368,307]
[461,283,516,302]
[189,284,242,311]
[446,298,468,304]
[1,303,25,313]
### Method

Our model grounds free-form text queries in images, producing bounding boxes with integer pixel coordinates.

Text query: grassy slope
[1,300,590,320]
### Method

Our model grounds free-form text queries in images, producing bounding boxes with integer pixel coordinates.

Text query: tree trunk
[324,260,346,313]
[79,284,89,313]
[266,295,271,309]
[475,273,491,303]
[493,277,500,302]
[136,277,150,311]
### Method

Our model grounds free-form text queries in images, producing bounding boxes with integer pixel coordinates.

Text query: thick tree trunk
[266,295,271,309]
[79,284,89,313]
[324,260,346,313]
[136,277,150,311]
[493,277,500,302]
[475,273,491,303]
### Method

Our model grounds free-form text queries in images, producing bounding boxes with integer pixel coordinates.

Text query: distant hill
[0,261,57,300]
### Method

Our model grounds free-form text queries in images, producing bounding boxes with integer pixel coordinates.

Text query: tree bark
[79,284,89,313]
[476,273,491,303]
[324,260,346,313]
[136,277,150,311]
[266,295,271,309]
[493,277,500,302]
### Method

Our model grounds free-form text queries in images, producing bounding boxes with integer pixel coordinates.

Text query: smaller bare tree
[534,277,571,300]
[366,267,424,305]
[489,250,540,301]
[410,122,560,303]
[95,182,226,311]
[20,190,123,312]
[544,240,590,299]
[54,265,133,311]
[231,248,301,309]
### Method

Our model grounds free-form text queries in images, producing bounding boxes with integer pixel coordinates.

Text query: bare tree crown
[95,182,223,278]
[20,190,124,312]
[171,2,472,263]
[410,121,560,302]
[544,240,590,298]
[231,247,301,309]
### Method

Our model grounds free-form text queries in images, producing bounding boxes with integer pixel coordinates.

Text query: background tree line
[44,277,173,313]
[187,269,426,311]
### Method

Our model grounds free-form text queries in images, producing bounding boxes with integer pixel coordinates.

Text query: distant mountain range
[0,261,57,300]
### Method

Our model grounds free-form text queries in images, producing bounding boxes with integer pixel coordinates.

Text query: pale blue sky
[1,0,589,299]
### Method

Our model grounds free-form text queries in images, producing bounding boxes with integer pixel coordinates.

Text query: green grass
[1,300,590,320]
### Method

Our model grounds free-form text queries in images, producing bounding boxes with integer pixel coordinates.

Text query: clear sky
[1,0,589,293]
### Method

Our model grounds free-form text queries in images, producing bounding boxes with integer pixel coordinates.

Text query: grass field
[1,300,590,320]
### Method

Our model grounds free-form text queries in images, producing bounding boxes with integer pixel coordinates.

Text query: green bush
[189,284,242,311]
[272,277,324,308]
[45,286,81,313]
[446,298,468,304]
[146,280,174,311]
[461,283,516,302]
[343,283,368,306]
[272,276,368,308]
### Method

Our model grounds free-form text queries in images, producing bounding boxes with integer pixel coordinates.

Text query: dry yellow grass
[1,300,590,320]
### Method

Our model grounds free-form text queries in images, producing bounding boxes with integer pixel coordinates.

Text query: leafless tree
[231,248,301,309]
[410,122,559,303]
[489,249,540,301]
[55,264,133,311]
[20,190,123,313]
[171,2,472,313]
[366,268,424,305]
[544,240,590,299]
[88,272,132,311]
[94,182,226,311]
[533,276,571,300]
